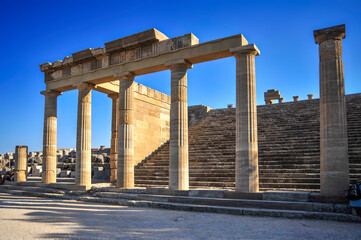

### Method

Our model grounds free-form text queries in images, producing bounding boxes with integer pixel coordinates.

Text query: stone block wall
[133,83,171,165]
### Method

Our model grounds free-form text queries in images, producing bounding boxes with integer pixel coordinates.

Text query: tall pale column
[165,59,192,190]
[41,90,61,183]
[314,24,349,198]
[230,44,260,192]
[108,93,119,184]
[75,83,93,187]
[14,145,28,182]
[117,72,135,188]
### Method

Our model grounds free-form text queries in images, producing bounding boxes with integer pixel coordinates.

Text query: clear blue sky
[0,0,360,153]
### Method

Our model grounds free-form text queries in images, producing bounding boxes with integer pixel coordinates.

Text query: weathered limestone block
[117,72,135,188]
[165,59,192,190]
[51,70,62,80]
[72,48,93,62]
[156,34,199,55]
[14,146,27,182]
[104,28,169,53]
[314,24,349,198]
[41,90,61,184]
[82,62,92,72]
[230,44,260,192]
[264,89,282,104]
[71,64,83,75]
[75,83,93,188]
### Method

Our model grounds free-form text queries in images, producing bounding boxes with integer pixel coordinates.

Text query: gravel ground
[0,192,360,240]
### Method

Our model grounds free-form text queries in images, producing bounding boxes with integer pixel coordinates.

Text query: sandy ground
[0,192,361,240]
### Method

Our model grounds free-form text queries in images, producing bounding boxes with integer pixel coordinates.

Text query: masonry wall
[133,83,170,165]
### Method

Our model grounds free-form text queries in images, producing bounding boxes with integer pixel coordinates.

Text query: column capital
[108,93,119,99]
[73,82,95,90]
[164,59,193,70]
[40,90,62,97]
[314,24,345,44]
[113,71,135,81]
[230,44,260,56]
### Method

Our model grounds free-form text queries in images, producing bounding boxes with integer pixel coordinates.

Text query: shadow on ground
[1,193,361,240]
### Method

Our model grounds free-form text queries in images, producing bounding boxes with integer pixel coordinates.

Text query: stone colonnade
[14,145,27,182]
[41,90,61,183]
[117,72,136,188]
[35,25,350,198]
[314,24,349,198]
[166,60,192,190]
[108,93,119,184]
[230,44,260,192]
[75,83,93,187]
[38,45,262,192]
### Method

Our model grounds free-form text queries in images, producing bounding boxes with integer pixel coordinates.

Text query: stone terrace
[134,93,361,191]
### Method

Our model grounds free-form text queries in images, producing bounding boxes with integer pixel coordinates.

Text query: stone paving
[1,192,360,240]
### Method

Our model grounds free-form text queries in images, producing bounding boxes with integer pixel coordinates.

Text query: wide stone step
[91,191,351,214]
[260,183,320,189]
[77,196,361,223]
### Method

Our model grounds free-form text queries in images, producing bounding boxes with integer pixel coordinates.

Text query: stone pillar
[117,72,135,188]
[165,59,192,190]
[279,98,284,103]
[14,146,27,182]
[293,96,299,102]
[308,94,314,100]
[108,93,119,184]
[75,83,93,187]
[314,24,349,198]
[230,44,260,192]
[41,90,61,183]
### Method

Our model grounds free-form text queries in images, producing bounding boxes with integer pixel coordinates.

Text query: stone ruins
[4,24,360,203]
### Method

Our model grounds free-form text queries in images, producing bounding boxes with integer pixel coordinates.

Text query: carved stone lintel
[114,71,135,81]
[314,24,345,44]
[73,82,95,90]
[164,59,193,70]
[108,93,119,99]
[40,90,62,97]
[230,44,260,56]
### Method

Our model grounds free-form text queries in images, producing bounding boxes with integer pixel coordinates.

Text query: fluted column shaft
[166,60,192,190]
[230,44,260,192]
[41,90,61,183]
[75,83,93,187]
[117,72,135,188]
[15,145,27,182]
[109,93,119,184]
[314,24,349,198]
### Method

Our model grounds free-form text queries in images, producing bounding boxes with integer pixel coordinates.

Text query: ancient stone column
[230,44,260,192]
[117,72,135,188]
[165,59,192,190]
[14,146,28,182]
[75,83,93,187]
[108,93,119,184]
[314,24,349,198]
[293,96,299,102]
[41,90,61,183]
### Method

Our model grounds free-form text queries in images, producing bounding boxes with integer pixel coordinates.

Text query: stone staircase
[1,182,360,222]
[134,94,361,191]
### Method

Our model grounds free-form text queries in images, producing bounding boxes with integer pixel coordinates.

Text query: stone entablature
[40,29,199,83]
